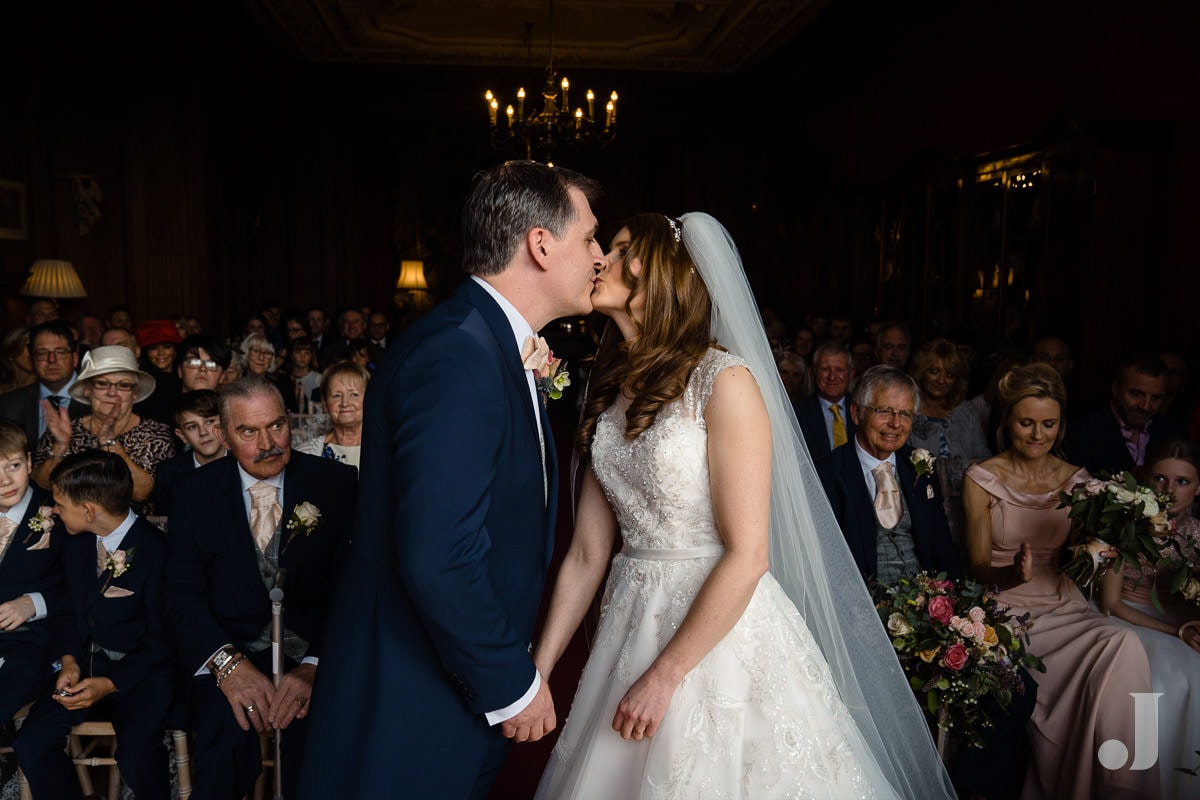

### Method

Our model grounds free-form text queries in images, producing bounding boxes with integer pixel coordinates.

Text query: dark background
[1,0,1196,402]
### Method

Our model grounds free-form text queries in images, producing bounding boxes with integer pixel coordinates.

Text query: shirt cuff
[195,643,235,677]
[28,592,47,620]
[484,671,541,726]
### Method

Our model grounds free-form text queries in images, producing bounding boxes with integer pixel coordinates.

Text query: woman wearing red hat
[134,319,183,426]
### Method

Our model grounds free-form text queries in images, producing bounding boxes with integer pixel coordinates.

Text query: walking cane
[270,569,287,800]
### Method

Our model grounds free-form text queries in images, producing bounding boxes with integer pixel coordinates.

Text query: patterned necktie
[0,516,16,557]
[97,537,109,576]
[872,462,902,529]
[830,403,848,448]
[249,482,283,553]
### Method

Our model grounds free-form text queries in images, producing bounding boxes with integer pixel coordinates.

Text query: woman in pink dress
[1100,437,1200,797]
[962,362,1157,800]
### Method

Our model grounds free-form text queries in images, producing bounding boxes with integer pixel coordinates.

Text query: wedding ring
[245,705,257,713]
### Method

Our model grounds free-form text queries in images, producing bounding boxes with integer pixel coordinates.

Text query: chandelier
[484,1,617,161]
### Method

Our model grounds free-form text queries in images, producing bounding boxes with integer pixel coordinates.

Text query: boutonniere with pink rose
[100,547,136,593]
[282,501,321,554]
[521,335,570,401]
[24,505,55,549]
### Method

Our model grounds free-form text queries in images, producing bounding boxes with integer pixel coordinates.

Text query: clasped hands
[218,659,314,733]
[51,655,115,711]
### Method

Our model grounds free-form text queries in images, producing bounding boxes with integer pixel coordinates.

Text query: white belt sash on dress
[620,543,725,561]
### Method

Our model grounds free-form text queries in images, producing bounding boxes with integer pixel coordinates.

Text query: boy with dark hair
[152,389,226,517]
[14,451,174,800]
[0,419,65,733]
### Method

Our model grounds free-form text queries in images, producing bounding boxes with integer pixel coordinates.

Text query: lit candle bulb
[506,105,514,128]
[517,87,525,120]
[610,91,618,125]
[574,107,582,131]
[605,100,614,130]
[561,77,569,111]
[488,95,498,126]
[586,89,595,120]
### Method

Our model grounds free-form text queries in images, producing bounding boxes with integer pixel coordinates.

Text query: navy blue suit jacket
[816,442,963,581]
[298,278,559,800]
[164,451,357,674]
[0,486,67,718]
[53,515,172,693]
[1064,406,1186,476]
[0,383,88,453]
[795,394,856,460]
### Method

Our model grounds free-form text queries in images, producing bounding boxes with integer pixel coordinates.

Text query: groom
[298,161,605,800]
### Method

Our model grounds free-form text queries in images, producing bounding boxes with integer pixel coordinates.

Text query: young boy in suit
[14,450,174,800]
[0,419,65,727]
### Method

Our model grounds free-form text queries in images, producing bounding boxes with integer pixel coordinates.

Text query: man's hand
[0,596,36,631]
[500,679,555,743]
[268,663,315,730]
[218,659,276,733]
[53,676,116,711]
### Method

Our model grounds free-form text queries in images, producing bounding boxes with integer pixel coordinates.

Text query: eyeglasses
[31,348,73,362]
[861,405,915,423]
[92,378,138,394]
[182,358,219,371]
[248,348,274,357]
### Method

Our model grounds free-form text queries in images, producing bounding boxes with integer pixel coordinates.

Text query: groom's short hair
[461,160,603,278]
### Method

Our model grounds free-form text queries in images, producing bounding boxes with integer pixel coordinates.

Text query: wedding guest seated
[32,346,176,516]
[792,323,815,361]
[0,420,67,744]
[774,350,811,408]
[134,319,184,426]
[963,362,1157,799]
[1099,438,1200,798]
[273,336,322,414]
[874,320,911,370]
[344,337,375,374]
[165,377,356,800]
[815,364,1033,800]
[908,338,992,544]
[0,320,87,451]
[795,341,856,459]
[240,332,277,379]
[297,361,368,471]
[1064,351,1185,475]
[14,450,173,800]
[0,325,35,395]
[850,338,876,370]
[175,334,232,393]
[153,390,226,517]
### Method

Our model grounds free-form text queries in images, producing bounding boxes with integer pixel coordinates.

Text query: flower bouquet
[870,571,1044,751]
[1057,471,1180,604]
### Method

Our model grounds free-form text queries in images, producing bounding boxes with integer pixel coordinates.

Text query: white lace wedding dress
[534,350,897,800]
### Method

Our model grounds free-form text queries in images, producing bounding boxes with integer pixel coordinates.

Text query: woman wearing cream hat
[32,345,176,512]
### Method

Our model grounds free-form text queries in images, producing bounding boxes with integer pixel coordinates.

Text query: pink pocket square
[26,532,51,551]
[926,485,935,500]
[103,586,135,598]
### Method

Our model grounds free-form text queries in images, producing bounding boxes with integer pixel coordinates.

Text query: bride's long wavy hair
[576,214,716,456]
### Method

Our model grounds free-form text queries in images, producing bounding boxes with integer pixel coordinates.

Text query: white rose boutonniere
[283,502,322,554]
[25,505,56,548]
[910,448,936,479]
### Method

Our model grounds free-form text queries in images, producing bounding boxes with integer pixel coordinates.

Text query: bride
[532,212,955,799]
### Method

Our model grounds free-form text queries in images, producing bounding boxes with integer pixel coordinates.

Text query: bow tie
[521,336,550,372]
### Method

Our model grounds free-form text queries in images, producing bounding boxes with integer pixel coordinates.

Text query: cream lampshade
[396,260,428,291]
[20,259,88,298]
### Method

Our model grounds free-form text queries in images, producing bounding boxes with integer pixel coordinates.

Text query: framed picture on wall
[0,179,28,240]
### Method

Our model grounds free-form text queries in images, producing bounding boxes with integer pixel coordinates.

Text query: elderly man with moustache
[165,376,356,800]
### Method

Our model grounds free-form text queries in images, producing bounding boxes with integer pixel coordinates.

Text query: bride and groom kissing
[296,161,954,800]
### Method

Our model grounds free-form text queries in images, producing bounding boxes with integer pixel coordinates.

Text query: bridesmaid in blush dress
[1100,437,1200,798]
[962,362,1157,800]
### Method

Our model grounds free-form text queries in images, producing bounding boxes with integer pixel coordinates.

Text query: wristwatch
[210,646,237,673]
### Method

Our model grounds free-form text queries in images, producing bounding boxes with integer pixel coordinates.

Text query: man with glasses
[815,363,1035,800]
[0,320,87,447]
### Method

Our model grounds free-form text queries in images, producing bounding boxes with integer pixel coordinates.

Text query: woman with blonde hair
[963,362,1155,799]
[908,337,991,543]
[297,360,368,471]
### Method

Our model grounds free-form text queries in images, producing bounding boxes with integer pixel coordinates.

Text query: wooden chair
[68,720,193,800]
[0,702,34,800]
[253,730,277,800]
